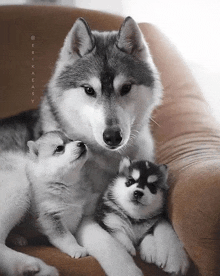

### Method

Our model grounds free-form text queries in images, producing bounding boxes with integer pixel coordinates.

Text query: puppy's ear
[116,17,148,60]
[159,164,169,190]
[119,157,131,175]
[27,141,39,160]
[60,17,95,60]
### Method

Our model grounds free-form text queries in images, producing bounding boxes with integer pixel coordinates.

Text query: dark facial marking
[57,30,155,92]
[101,70,115,97]
[125,176,136,187]
[129,161,164,194]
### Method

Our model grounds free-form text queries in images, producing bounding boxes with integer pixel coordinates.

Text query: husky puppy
[95,158,189,275]
[95,158,169,257]
[0,17,189,276]
[26,131,95,259]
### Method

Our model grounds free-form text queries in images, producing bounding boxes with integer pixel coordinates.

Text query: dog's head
[110,157,168,219]
[27,131,88,183]
[46,17,162,151]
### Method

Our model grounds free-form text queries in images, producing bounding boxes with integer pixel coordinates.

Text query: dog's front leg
[37,211,87,259]
[111,230,136,256]
[0,244,59,276]
[76,216,143,276]
[140,220,189,275]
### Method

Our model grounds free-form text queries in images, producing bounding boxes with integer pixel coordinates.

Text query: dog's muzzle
[76,141,87,158]
[103,127,122,149]
[133,190,144,200]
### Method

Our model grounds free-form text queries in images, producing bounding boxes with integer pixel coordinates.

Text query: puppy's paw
[161,242,189,275]
[112,231,136,256]
[125,242,136,256]
[17,257,59,276]
[154,221,190,275]
[139,234,156,264]
[116,236,136,256]
[67,244,88,259]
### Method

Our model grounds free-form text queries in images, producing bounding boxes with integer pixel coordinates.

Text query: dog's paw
[139,234,156,263]
[160,242,189,275]
[124,242,136,256]
[112,231,136,256]
[154,221,190,275]
[16,256,59,276]
[116,236,136,256]
[66,244,88,259]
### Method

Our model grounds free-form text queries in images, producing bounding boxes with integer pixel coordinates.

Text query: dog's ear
[116,17,148,60]
[61,18,95,59]
[119,157,131,175]
[27,140,39,160]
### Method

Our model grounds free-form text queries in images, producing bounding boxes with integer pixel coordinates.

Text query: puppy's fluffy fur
[95,158,168,257]
[26,131,92,258]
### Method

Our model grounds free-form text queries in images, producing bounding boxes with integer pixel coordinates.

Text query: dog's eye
[147,183,157,194]
[125,177,136,187]
[83,85,96,97]
[121,84,132,96]
[54,145,65,154]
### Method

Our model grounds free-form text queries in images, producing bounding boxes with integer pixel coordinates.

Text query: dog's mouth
[106,145,121,151]
[77,146,87,159]
[131,199,143,205]
[104,138,129,151]
[71,143,87,163]
[131,197,148,207]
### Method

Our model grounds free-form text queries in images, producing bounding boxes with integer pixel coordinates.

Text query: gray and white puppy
[26,131,93,259]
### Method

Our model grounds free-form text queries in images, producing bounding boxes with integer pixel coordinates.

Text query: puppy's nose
[103,127,122,148]
[77,142,85,148]
[77,142,86,152]
[133,190,144,200]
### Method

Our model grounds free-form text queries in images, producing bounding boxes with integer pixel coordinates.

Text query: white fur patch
[113,75,127,93]
[112,178,138,218]
[119,158,131,173]
[131,169,140,181]
[104,213,124,232]
[147,175,158,183]
[152,221,190,274]
[88,77,101,94]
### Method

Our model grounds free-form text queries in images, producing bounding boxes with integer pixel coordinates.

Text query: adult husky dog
[0,17,189,275]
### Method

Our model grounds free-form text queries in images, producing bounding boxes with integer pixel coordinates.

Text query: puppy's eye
[121,84,132,96]
[125,177,136,187]
[83,85,96,97]
[147,183,157,194]
[54,145,65,154]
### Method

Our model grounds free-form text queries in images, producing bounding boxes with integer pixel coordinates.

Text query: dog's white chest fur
[103,212,156,245]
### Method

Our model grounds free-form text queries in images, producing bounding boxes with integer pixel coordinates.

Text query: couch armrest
[139,23,220,275]
[171,161,220,276]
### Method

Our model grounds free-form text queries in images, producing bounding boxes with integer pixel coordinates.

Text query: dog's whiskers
[150,117,160,127]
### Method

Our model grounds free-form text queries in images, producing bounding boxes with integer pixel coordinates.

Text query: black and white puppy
[95,157,168,257]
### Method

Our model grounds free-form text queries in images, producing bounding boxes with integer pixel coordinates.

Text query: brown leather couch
[0,5,220,276]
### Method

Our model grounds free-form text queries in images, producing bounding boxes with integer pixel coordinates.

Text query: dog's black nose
[103,128,122,148]
[133,190,144,200]
[77,142,85,149]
